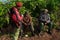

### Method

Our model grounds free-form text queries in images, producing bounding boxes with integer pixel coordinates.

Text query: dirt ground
[0,29,60,40]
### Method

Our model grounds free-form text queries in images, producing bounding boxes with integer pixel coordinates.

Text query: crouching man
[22,12,34,36]
[39,9,53,34]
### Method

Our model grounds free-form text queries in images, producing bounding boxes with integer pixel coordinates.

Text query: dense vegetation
[0,0,60,30]
[0,0,60,40]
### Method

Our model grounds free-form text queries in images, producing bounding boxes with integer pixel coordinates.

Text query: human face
[17,6,22,10]
[44,9,48,14]
[17,7,20,10]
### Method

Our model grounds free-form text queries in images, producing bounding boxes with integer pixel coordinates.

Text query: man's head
[16,2,23,9]
[24,11,30,17]
[44,9,48,14]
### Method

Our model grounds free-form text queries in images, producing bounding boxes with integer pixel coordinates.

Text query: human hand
[45,22,47,25]
[24,23,27,26]
[28,23,31,25]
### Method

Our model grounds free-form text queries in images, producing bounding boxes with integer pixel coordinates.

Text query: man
[8,2,23,40]
[22,12,34,36]
[9,2,23,28]
[39,9,52,34]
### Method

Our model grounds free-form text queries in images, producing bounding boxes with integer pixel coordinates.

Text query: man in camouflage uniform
[39,9,52,34]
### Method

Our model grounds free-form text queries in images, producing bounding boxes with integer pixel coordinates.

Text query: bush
[0,0,60,28]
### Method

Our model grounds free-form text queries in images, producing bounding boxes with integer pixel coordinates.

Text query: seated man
[22,12,34,36]
[38,9,52,34]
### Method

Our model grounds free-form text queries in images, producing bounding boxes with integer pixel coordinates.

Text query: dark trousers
[39,21,52,32]
[22,24,34,36]
[34,25,41,35]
